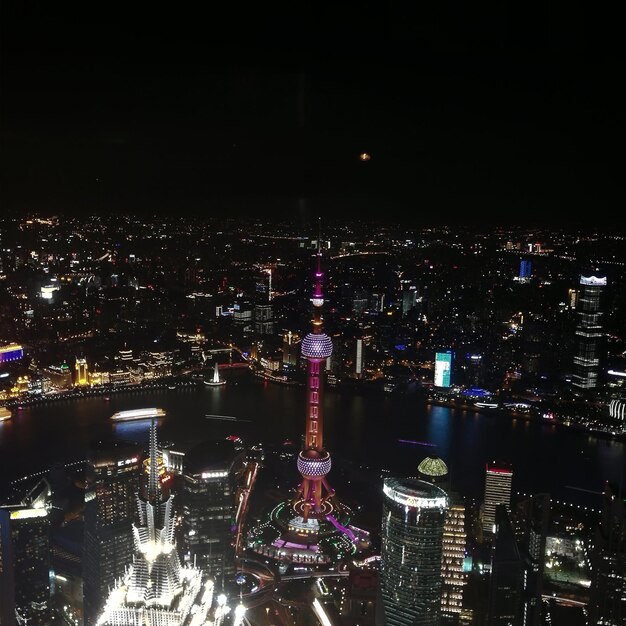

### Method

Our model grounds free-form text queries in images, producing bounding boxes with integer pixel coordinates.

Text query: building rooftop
[417,456,449,479]
[383,477,447,509]
[184,439,238,475]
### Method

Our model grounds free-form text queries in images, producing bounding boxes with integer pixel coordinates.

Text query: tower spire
[148,417,159,500]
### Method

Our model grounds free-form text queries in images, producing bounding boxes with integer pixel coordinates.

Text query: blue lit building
[0,344,24,364]
[519,260,532,280]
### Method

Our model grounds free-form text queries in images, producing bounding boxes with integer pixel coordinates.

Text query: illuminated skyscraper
[0,481,52,626]
[435,351,453,388]
[418,456,468,621]
[83,440,143,625]
[96,421,218,626]
[254,302,274,335]
[572,275,607,390]
[282,330,301,367]
[519,259,532,280]
[380,477,448,626]
[483,462,513,536]
[75,357,89,386]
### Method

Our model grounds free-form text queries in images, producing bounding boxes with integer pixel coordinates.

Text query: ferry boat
[0,407,11,422]
[110,407,166,422]
[204,362,226,387]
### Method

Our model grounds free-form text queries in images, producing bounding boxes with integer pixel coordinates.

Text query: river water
[0,373,623,506]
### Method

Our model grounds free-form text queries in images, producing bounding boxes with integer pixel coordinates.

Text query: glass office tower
[381,477,448,626]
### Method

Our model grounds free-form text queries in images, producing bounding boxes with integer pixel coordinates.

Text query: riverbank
[426,398,626,442]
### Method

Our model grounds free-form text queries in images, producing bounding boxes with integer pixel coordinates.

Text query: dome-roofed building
[417,456,449,481]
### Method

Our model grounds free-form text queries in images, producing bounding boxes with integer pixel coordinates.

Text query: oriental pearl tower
[248,242,365,567]
[293,244,335,521]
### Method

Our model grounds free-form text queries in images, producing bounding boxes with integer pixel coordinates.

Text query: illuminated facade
[0,486,51,626]
[572,275,607,390]
[418,456,468,620]
[435,351,452,388]
[75,357,89,386]
[0,343,24,364]
[96,421,220,626]
[483,462,513,536]
[83,440,143,625]
[380,478,448,626]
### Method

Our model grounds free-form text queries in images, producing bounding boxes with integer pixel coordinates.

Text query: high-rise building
[418,456,468,622]
[519,259,532,280]
[514,494,550,626]
[402,287,417,317]
[488,505,523,626]
[0,344,24,364]
[435,351,453,388]
[355,338,364,377]
[380,477,448,626]
[96,421,219,625]
[83,440,143,625]
[572,275,607,390]
[589,482,625,626]
[254,302,273,335]
[181,439,244,581]
[483,462,513,536]
[282,331,301,367]
[0,482,52,626]
[75,357,89,386]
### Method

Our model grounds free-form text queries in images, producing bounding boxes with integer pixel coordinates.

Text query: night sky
[1,3,620,224]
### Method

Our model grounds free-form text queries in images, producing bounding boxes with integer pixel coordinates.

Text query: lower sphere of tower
[297,450,332,477]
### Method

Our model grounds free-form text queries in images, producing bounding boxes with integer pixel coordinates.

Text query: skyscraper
[435,351,453,388]
[418,456,468,622]
[83,440,143,625]
[97,421,218,625]
[253,302,274,335]
[488,505,523,626]
[75,357,89,386]
[519,259,532,280]
[572,275,607,390]
[483,462,513,536]
[380,477,448,626]
[181,439,244,581]
[514,494,550,626]
[0,482,51,626]
[589,482,625,625]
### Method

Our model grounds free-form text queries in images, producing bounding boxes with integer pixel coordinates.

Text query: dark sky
[1,3,621,224]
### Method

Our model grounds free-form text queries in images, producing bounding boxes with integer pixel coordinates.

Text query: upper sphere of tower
[301,332,333,360]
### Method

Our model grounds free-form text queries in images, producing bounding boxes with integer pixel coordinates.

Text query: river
[0,372,623,506]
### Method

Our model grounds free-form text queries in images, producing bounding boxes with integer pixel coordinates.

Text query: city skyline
[1,3,625,622]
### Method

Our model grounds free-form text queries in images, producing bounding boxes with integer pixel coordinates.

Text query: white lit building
[483,462,513,536]
[96,422,226,626]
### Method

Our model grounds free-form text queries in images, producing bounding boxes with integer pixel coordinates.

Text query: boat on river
[110,407,166,422]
